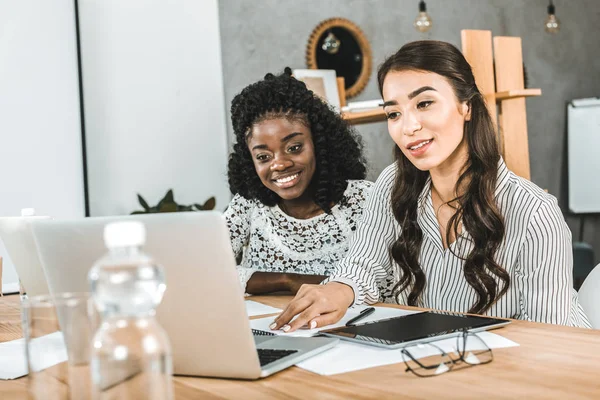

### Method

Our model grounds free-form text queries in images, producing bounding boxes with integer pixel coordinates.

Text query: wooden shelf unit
[462,30,541,180]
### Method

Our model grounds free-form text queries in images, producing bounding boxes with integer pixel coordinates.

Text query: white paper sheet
[245,300,281,317]
[250,305,421,337]
[0,331,68,380]
[296,331,519,376]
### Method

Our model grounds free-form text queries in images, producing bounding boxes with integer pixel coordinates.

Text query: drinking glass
[22,293,98,399]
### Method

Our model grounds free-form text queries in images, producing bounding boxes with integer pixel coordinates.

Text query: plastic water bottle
[88,221,173,399]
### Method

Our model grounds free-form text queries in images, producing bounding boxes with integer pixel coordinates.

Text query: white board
[568,97,600,213]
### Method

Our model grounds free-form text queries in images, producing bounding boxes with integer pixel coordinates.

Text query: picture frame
[292,69,341,111]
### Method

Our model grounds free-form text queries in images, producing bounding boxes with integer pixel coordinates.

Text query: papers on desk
[250,305,519,376]
[245,300,281,317]
[296,331,519,376]
[0,331,67,380]
[250,305,421,337]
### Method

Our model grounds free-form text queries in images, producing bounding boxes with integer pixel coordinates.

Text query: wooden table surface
[1,294,599,399]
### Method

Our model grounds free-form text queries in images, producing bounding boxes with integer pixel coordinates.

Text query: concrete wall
[218,0,600,263]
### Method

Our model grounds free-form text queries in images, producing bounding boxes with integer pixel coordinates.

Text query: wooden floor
[1,294,600,399]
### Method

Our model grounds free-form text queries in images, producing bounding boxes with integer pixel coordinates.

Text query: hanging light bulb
[414,0,432,33]
[545,1,560,34]
[321,32,341,54]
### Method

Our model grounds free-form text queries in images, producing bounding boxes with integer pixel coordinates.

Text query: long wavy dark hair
[228,67,367,213]
[377,41,509,314]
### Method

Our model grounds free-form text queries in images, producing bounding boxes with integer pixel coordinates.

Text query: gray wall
[218,0,600,263]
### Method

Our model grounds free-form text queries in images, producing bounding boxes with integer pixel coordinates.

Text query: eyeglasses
[401,330,493,377]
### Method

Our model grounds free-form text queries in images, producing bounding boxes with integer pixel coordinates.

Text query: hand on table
[270,282,354,333]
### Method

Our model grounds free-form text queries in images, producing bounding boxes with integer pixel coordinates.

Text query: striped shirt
[326,159,591,328]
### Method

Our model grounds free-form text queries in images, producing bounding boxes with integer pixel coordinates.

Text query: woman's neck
[279,199,324,219]
[429,140,469,201]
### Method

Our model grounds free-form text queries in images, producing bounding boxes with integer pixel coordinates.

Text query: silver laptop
[30,212,338,379]
[0,216,51,296]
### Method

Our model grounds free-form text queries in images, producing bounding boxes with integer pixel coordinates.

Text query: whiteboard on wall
[0,1,85,292]
[79,0,230,217]
[568,97,600,213]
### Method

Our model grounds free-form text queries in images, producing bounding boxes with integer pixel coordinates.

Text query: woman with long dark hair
[271,41,590,332]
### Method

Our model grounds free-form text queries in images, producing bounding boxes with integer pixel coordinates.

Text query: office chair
[578,263,600,329]
[573,242,595,290]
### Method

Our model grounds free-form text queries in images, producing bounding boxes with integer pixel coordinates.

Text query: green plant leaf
[202,197,216,210]
[137,194,150,211]
[164,189,174,203]
[159,202,178,213]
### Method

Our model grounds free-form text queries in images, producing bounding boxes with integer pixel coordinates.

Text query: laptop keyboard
[251,329,298,367]
[257,349,298,367]
[252,328,276,336]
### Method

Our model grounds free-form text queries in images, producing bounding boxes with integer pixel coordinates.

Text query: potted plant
[131,189,216,214]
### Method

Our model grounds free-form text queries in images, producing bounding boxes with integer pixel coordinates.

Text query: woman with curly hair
[224,68,373,295]
[272,41,591,332]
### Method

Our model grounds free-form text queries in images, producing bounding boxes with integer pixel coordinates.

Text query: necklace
[431,185,462,236]
[431,185,458,214]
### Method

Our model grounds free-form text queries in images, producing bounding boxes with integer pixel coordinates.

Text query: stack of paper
[341,99,384,113]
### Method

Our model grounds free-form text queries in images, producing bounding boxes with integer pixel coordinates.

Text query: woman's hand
[270,282,354,332]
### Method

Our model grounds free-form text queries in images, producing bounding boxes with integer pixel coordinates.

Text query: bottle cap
[104,221,146,248]
[21,208,36,217]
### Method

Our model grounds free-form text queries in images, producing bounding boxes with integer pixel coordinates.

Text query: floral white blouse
[224,180,373,291]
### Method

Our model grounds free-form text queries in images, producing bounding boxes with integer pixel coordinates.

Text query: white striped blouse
[326,159,592,328]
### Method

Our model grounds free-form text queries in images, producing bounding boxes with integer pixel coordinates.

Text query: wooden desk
[1,294,599,399]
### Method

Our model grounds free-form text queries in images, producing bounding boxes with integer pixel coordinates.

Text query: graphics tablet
[320,311,510,349]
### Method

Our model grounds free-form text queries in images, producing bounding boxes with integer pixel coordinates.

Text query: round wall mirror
[306,18,372,99]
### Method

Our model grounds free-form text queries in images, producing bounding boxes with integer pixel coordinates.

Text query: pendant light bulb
[545,2,560,34]
[414,1,432,33]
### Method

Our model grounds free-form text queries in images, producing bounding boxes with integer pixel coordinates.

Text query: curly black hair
[228,67,367,213]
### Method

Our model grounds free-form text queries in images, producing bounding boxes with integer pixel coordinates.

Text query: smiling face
[382,70,471,173]
[247,117,316,202]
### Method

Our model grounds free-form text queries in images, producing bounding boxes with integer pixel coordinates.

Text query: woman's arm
[273,165,399,331]
[515,200,575,325]
[324,170,398,305]
[245,272,327,295]
[224,194,259,291]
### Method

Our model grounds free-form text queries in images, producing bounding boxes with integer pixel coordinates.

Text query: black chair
[573,242,595,290]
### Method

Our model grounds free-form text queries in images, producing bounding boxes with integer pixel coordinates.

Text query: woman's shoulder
[499,168,564,229]
[503,170,559,210]
[225,193,261,216]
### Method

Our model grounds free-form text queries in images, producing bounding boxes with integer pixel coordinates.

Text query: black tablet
[320,311,510,349]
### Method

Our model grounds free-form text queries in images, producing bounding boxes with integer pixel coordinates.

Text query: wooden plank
[461,30,497,130]
[495,88,542,101]
[336,77,347,107]
[342,108,386,125]
[494,36,531,180]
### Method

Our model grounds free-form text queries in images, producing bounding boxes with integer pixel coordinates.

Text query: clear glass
[88,246,173,400]
[22,292,98,399]
[401,331,493,377]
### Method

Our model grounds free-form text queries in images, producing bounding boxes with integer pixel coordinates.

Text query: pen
[346,307,375,326]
